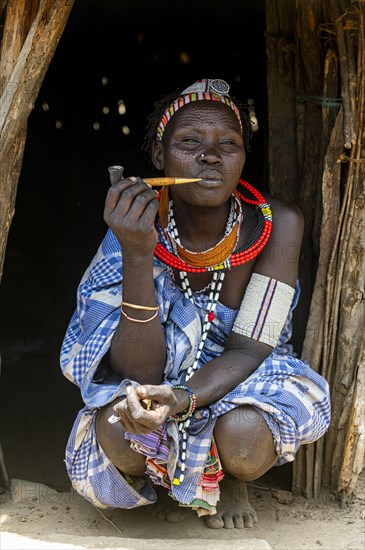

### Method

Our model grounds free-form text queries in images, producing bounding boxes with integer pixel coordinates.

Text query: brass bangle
[121,308,159,323]
[121,301,159,311]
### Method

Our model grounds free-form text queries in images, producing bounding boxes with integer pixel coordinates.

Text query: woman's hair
[142,88,253,161]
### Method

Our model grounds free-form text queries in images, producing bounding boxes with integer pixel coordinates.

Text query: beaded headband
[156,78,243,141]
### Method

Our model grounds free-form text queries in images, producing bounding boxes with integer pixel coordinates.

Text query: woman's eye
[220,140,236,146]
[181,138,199,143]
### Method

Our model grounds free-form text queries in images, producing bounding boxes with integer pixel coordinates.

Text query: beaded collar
[154,180,272,272]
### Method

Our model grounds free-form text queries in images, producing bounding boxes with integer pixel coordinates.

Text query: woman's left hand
[113,385,178,434]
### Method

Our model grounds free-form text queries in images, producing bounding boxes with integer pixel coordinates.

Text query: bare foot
[205,478,258,529]
[147,496,193,523]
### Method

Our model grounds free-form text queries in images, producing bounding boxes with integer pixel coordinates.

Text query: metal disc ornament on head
[209,78,230,96]
[108,165,124,185]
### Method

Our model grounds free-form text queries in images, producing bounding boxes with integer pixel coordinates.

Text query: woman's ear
[152,140,164,171]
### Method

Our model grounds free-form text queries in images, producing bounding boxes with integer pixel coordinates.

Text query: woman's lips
[199,172,223,186]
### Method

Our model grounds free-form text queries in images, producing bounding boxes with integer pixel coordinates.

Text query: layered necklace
[155,180,272,272]
[155,179,272,485]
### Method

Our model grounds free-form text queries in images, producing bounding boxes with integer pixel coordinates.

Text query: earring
[247,98,259,132]
[200,153,205,158]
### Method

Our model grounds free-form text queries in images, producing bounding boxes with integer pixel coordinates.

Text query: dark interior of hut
[0,0,292,490]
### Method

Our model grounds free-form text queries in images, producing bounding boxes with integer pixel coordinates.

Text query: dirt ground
[1,470,364,550]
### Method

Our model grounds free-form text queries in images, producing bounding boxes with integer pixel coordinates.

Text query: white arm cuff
[232,273,295,347]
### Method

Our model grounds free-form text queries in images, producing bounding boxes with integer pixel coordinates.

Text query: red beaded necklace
[154,179,272,272]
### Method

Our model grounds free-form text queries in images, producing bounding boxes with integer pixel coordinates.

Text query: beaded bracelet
[170,385,197,422]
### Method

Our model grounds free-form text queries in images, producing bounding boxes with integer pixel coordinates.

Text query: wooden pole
[0,0,75,284]
[300,51,340,373]
[303,0,364,498]
[266,0,364,499]
[338,344,365,500]
[298,107,343,498]
[322,1,365,494]
[0,0,75,491]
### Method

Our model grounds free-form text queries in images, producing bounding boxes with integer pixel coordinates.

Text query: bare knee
[95,399,146,477]
[214,406,277,481]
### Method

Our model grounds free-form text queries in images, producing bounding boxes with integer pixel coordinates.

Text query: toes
[165,511,181,523]
[205,512,224,529]
[243,511,258,528]
[166,508,191,523]
[147,505,158,518]
[223,513,235,529]
[157,507,167,520]
[148,504,169,520]
[205,508,259,530]
[233,513,244,529]
[147,502,192,523]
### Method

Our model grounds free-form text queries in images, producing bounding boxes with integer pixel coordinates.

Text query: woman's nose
[198,149,222,164]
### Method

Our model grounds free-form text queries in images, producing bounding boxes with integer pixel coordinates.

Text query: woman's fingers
[104,178,155,217]
[119,415,136,434]
[117,186,157,219]
[136,384,177,407]
[125,387,146,420]
[111,386,174,434]
[125,189,159,224]
[104,178,138,214]
[112,399,143,433]
[103,177,160,259]
[112,399,128,421]
[125,387,171,429]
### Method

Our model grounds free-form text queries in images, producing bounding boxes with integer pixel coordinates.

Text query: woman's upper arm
[254,197,304,287]
[225,199,303,353]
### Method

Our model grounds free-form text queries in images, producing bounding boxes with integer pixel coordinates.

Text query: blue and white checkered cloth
[60,226,331,509]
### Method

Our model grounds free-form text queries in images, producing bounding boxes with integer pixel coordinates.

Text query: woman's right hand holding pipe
[104,177,160,260]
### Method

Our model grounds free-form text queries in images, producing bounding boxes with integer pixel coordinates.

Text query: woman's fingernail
[139,386,146,395]
[108,413,120,424]
[126,386,132,395]
[129,177,137,182]
[145,183,153,188]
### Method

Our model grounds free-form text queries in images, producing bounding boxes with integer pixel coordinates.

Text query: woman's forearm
[110,255,166,384]
[174,337,272,412]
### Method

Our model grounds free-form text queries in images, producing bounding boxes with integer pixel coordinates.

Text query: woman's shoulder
[263,192,304,217]
[262,192,304,232]
[253,192,304,285]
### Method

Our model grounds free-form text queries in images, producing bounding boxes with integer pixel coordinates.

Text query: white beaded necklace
[167,195,241,484]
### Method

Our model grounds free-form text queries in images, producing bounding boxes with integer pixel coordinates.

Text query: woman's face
[152,101,246,207]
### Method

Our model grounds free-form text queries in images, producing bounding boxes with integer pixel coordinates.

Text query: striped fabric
[60,223,331,512]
